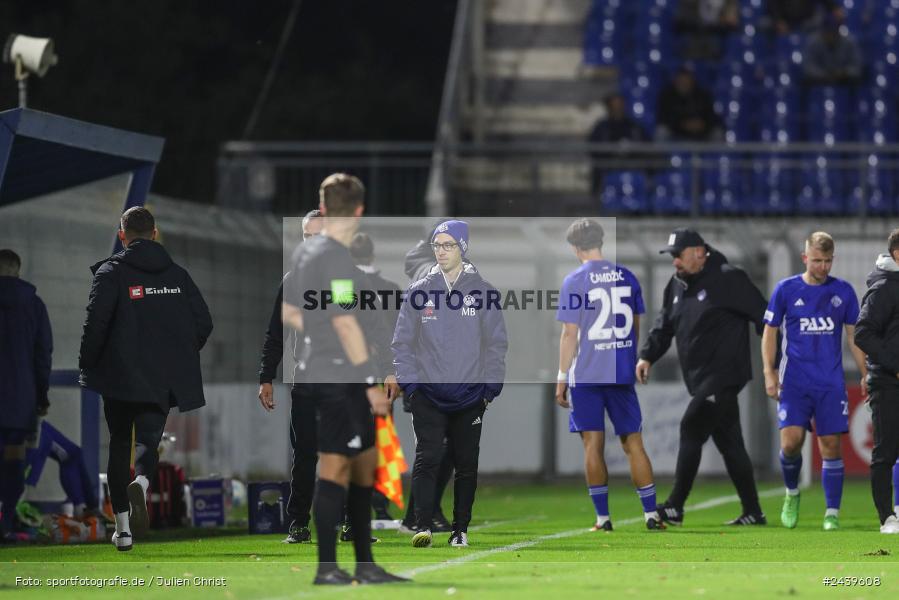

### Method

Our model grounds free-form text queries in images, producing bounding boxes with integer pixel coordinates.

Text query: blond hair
[805,231,834,254]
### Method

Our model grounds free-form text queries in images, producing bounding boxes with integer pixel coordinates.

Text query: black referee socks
[347,484,375,564]
[313,479,347,571]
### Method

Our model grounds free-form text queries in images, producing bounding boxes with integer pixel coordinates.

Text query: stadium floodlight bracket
[3,34,58,108]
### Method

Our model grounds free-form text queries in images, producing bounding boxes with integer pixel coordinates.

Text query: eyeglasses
[430,242,459,252]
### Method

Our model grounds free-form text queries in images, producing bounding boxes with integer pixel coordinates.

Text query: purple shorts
[569,385,642,435]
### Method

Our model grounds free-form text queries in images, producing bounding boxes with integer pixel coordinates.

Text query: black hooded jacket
[855,254,899,389]
[639,247,767,398]
[78,239,213,411]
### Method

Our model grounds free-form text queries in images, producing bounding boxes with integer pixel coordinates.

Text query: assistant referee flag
[375,414,408,509]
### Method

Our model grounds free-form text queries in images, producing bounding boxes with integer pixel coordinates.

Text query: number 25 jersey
[556,260,644,386]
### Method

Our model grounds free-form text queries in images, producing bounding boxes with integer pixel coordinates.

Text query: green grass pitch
[2,480,898,599]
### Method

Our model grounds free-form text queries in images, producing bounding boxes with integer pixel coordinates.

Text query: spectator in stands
[803,18,862,85]
[768,0,843,34]
[655,67,723,142]
[588,94,649,194]
[674,0,739,60]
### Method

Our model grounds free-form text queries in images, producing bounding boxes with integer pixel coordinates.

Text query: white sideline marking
[277,487,783,598]
[401,487,783,578]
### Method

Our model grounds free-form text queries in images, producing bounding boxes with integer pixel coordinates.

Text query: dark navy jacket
[0,276,53,432]
[392,262,507,412]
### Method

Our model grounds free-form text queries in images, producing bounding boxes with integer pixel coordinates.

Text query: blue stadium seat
[634,25,674,65]
[740,0,764,21]
[621,85,657,132]
[619,60,663,93]
[870,58,898,89]
[701,154,746,214]
[750,157,796,214]
[847,156,897,215]
[714,78,758,142]
[724,28,766,67]
[774,33,804,65]
[652,169,692,215]
[807,117,851,145]
[601,171,649,214]
[796,156,846,215]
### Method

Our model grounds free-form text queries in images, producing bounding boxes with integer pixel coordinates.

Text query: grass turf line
[1,481,898,599]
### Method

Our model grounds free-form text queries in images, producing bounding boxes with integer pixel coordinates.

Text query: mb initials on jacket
[129,285,182,300]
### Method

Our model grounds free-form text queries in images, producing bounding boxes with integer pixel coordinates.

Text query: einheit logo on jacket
[129,285,182,300]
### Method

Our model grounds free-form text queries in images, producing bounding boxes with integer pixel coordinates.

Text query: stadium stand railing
[217,140,899,218]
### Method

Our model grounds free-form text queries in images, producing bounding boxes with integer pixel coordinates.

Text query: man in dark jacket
[0,249,52,540]
[854,228,899,534]
[637,228,765,526]
[257,209,322,544]
[392,220,508,548]
[79,207,212,552]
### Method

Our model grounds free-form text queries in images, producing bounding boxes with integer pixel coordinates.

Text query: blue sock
[588,484,609,518]
[636,484,657,513]
[893,460,899,507]
[822,458,844,511]
[780,450,802,491]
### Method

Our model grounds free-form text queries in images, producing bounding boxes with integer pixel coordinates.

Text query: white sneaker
[111,531,133,551]
[449,531,469,547]
[880,515,899,534]
[127,480,149,536]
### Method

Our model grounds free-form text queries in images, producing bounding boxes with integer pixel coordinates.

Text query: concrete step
[465,102,606,136]
[483,76,616,105]
[451,156,589,192]
[485,48,588,80]
[488,0,591,25]
[486,22,584,49]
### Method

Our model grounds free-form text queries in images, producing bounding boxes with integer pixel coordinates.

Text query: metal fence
[217,141,899,218]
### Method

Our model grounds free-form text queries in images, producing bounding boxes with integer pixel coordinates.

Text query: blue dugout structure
[0,107,164,498]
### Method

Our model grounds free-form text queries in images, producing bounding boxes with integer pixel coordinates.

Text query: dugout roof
[0,107,164,206]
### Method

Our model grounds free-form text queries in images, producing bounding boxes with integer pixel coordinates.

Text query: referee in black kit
[282,174,408,585]
[257,209,322,544]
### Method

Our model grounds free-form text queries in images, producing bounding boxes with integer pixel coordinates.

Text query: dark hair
[319,173,365,216]
[566,218,604,251]
[350,232,375,265]
[0,249,21,276]
[889,228,899,259]
[120,206,155,239]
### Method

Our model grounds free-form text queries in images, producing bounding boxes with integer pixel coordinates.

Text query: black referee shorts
[315,383,375,456]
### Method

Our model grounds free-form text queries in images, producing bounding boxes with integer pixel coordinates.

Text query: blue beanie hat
[432,219,469,256]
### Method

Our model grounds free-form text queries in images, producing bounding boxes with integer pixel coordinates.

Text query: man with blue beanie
[392,220,508,548]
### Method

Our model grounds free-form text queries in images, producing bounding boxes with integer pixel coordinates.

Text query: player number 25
[586,286,633,341]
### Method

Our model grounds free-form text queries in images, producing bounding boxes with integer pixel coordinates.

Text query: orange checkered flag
[374,414,408,509]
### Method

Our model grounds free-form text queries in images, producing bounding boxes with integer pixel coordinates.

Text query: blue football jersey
[764,275,860,391]
[556,260,645,386]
